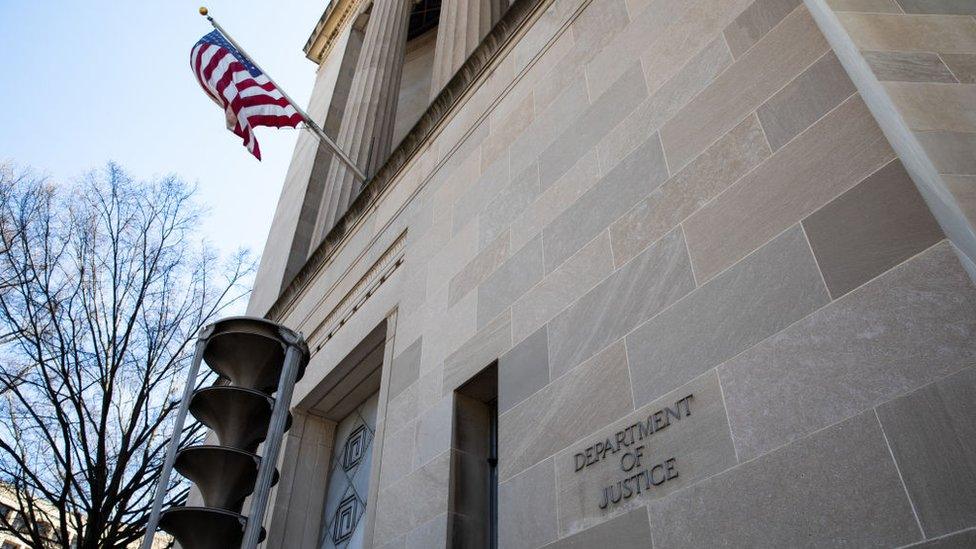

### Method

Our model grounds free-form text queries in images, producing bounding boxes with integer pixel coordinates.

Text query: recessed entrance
[265,321,390,549]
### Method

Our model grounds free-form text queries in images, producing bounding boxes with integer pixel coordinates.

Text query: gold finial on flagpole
[199,6,208,16]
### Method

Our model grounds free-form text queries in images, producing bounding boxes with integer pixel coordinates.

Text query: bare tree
[0,162,253,548]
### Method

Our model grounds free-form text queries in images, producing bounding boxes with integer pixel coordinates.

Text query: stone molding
[267,0,545,321]
[305,231,406,355]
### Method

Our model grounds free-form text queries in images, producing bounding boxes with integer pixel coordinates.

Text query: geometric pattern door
[319,392,378,549]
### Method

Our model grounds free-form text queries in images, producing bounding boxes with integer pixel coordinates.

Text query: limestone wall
[806,0,976,282]
[257,0,976,546]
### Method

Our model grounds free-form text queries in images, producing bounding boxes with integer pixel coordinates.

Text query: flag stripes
[190,30,302,160]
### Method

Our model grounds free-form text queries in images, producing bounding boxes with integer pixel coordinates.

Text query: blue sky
[1,1,326,257]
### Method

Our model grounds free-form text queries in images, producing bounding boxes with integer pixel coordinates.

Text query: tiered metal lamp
[141,317,309,549]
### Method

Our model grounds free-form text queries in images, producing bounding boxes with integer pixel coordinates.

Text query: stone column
[314,0,414,242]
[430,0,508,99]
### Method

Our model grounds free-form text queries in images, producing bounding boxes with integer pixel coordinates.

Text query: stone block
[577,0,677,100]
[399,263,429,320]
[423,290,478,377]
[910,530,976,548]
[627,225,829,407]
[511,231,614,343]
[825,0,901,12]
[452,153,512,235]
[584,0,688,99]
[511,6,574,75]
[499,341,634,481]
[499,326,550,413]
[444,311,512,393]
[884,81,976,133]
[386,369,443,436]
[723,0,802,59]
[554,371,736,536]
[683,94,895,282]
[411,207,453,269]
[510,78,589,179]
[568,0,629,66]
[415,395,455,468]
[895,0,976,15]
[376,536,406,549]
[836,13,976,53]
[543,133,668,274]
[547,227,694,379]
[802,159,944,297]
[374,450,453,546]
[942,53,976,83]
[498,458,559,549]
[915,130,976,175]
[432,150,482,225]
[864,50,960,83]
[530,0,628,112]
[719,241,976,460]
[541,507,650,549]
[405,513,448,549]
[757,51,857,151]
[538,62,648,190]
[877,367,976,537]
[510,149,601,252]
[478,163,541,248]
[945,175,976,227]
[449,230,510,307]
[374,485,415,545]
[638,0,755,95]
[646,412,922,548]
[597,36,733,173]
[660,5,828,171]
[438,112,489,176]
[427,217,480,305]
[389,337,422,400]
[385,383,419,439]
[482,93,535,171]
[477,236,545,328]
[410,451,453,524]
[609,114,770,267]
[380,418,417,486]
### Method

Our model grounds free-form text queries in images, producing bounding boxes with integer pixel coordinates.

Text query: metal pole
[240,343,303,549]
[140,338,207,549]
[200,7,367,183]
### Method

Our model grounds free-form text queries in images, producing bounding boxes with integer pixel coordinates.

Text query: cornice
[268,0,546,321]
[304,0,365,63]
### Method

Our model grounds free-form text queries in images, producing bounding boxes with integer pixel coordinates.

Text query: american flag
[190,30,303,160]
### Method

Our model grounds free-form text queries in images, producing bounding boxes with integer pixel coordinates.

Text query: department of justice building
[240,0,976,546]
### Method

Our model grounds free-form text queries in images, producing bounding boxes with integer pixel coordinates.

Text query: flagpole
[199,7,366,182]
